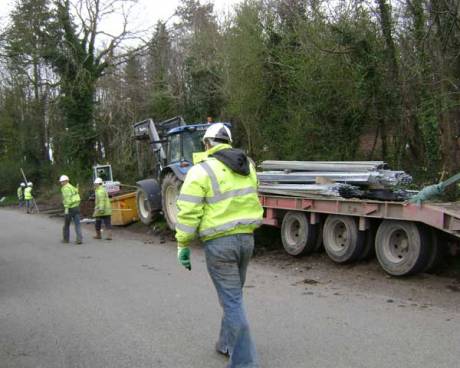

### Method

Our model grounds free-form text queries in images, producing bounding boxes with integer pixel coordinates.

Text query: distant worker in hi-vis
[24,182,34,214]
[59,175,82,244]
[17,182,25,208]
[93,177,112,241]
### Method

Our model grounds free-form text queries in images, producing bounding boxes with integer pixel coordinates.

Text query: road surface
[1,208,460,368]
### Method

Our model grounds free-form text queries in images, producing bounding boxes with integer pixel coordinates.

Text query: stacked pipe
[257,161,413,201]
[259,161,389,172]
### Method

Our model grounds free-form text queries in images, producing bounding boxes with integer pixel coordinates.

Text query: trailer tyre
[424,229,445,272]
[161,173,182,230]
[375,220,430,276]
[136,188,157,225]
[281,212,318,257]
[323,215,364,263]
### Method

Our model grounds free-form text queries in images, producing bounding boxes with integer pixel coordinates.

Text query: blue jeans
[204,234,259,368]
[25,199,33,213]
[95,216,112,231]
[63,207,82,242]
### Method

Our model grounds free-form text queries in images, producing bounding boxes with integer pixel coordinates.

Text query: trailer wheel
[161,173,182,230]
[424,229,445,272]
[281,212,318,257]
[323,215,364,263]
[136,188,157,225]
[375,220,430,276]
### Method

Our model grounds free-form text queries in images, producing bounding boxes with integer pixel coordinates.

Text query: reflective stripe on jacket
[61,183,80,209]
[24,187,33,200]
[175,144,263,246]
[93,185,112,217]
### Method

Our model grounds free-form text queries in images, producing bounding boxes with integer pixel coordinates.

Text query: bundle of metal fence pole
[259,161,388,172]
[377,170,413,186]
[258,183,363,198]
[258,170,412,187]
[258,171,380,184]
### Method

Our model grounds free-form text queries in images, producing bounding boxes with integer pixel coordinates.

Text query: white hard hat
[20,182,26,187]
[59,175,69,182]
[202,123,232,143]
[27,182,33,186]
[94,177,103,184]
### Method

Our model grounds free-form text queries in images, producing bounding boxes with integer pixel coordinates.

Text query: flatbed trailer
[259,193,460,276]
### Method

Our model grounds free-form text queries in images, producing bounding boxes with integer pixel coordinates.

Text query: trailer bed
[260,194,460,238]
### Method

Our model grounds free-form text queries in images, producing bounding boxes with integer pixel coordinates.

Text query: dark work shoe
[215,343,229,357]
[76,240,83,245]
[61,239,69,244]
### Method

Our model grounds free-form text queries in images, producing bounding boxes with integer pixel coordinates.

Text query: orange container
[110,191,139,226]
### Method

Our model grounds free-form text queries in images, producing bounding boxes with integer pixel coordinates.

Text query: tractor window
[183,131,205,163]
[169,134,182,163]
[95,166,112,182]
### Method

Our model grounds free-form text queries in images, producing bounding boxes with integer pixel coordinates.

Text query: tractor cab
[166,124,208,166]
[133,116,231,229]
[133,117,212,179]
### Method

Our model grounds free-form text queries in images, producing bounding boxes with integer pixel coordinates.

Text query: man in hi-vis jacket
[175,123,263,368]
[59,175,82,244]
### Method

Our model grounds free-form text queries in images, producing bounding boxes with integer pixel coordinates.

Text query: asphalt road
[1,208,460,368]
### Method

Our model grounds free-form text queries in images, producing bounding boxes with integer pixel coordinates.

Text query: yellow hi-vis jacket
[61,183,80,209]
[175,144,263,247]
[24,187,33,200]
[93,185,112,217]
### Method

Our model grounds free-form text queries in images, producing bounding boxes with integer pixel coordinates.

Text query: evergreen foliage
[1,0,460,195]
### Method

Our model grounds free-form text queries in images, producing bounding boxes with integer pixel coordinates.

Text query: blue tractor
[133,116,210,229]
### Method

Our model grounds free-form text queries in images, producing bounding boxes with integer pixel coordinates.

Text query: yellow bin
[111,192,139,226]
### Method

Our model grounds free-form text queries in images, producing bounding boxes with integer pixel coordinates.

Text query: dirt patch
[293,278,319,286]
[446,285,460,292]
[93,219,177,246]
[36,193,62,211]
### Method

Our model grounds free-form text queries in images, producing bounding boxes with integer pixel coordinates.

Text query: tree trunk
[430,0,460,176]
[375,0,403,164]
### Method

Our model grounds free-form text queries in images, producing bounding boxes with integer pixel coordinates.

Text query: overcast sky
[0,0,244,40]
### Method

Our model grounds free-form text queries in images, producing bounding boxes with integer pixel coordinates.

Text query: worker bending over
[93,177,112,240]
[175,123,263,368]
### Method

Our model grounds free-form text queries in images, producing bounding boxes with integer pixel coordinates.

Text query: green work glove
[177,246,191,270]
[64,208,69,215]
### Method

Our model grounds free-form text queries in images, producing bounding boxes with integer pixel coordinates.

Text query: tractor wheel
[161,173,182,230]
[136,188,157,225]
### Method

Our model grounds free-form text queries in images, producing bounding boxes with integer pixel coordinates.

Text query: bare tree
[43,0,146,173]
